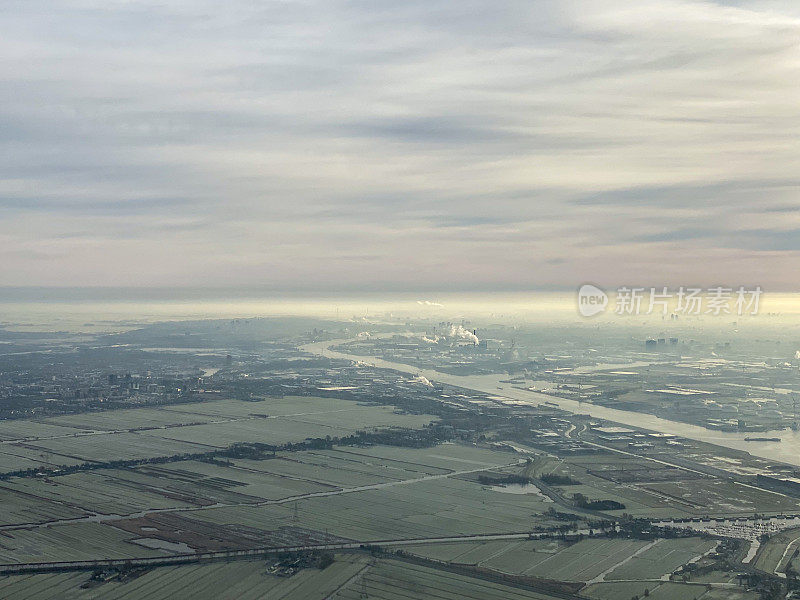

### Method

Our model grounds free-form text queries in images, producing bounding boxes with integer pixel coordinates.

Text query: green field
[584,581,758,600]
[752,526,800,575]
[550,452,800,519]
[604,537,716,580]
[401,536,716,585]
[0,523,165,564]
[0,555,371,600]
[0,554,576,600]
[331,558,565,600]
[0,442,554,565]
[187,469,552,541]
[0,396,437,472]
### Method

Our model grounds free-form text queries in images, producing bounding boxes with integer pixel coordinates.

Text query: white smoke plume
[448,324,479,344]
[416,300,443,307]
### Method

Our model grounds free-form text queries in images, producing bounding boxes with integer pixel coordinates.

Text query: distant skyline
[2,1,800,290]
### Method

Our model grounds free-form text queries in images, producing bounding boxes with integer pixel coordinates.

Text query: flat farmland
[399,538,567,566]
[147,419,359,448]
[0,442,550,565]
[0,445,86,472]
[546,457,696,519]
[0,421,81,442]
[550,481,679,517]
[332,558,565,600]
[0,522,164,564]
[560,450,800,518]
[0,554,571,600]
[0,470,219,518]
[553,458,800,519]
[188,472,553,541]
[398,537,709,583]
[141,460,334,501]
[0,572,89,600]
[583,581,723,600]
[0,484,86,526]
[22,432,212,463]
[0,397,436,470]
[604,537,716,580]
[334,443,517,471]
[0,555,372,600]
[643,479,800,516]
[752,526,800,574]
[42,408,203,432]
[158,396,380,420]
[40,396,431,434]
[147,406,434,448]
[0,442,530,544]
[515,538,652,582]
[233,449,450,488]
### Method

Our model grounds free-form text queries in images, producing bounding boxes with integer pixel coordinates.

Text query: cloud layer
[1,0,799,289]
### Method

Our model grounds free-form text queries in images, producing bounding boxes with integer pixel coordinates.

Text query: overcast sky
[1,0,799,291]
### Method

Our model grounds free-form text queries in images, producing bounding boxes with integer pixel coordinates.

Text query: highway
[0,530,586,575]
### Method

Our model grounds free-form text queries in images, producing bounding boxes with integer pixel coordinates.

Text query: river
[302,338,800,468]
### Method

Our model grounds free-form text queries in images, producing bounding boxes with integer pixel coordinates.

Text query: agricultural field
[41,396,433,434]
[231,450,446,488]
[0,554,575,600]
[336,442,518,471]
[0,484,87,527]
[603,537,716,580]
[0,442,560,565]
[0,445,86,472]
[0,523,165,564]
[752,526,800,575]
[138,460,334,501]
[186,469,557,542]
[519,537,653,583]
[0,421,80,442]
[641,480,800,516]
[584,581,686,600]
[400,536,715,584]
[21,432,211,463]
[542,453,700,519]
[0,396,437,472]
[4,442,532,528]
[416,538,649,582]
[111,444,553,546]
[331,558,566,600]
[0,555,372,600]
[552,452,800,519]
[399,538,570,566]
[0,400,764,600]
[583,580,758,600]
[0,468,249,520]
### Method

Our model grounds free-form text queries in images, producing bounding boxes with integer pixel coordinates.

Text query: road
[0,530,582,575]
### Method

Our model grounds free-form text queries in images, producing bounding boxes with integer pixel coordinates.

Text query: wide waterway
[302,338,800,468]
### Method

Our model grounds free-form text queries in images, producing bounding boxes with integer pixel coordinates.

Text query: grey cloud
[1,0,799,288]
